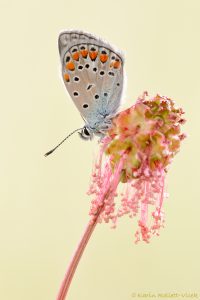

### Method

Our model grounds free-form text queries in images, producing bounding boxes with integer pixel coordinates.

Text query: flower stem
[56,206,103,300]
[56,157,125,300]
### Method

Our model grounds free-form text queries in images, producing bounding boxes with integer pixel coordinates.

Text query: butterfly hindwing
[58,30,124,131]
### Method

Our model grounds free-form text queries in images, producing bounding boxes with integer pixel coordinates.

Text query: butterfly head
[79,126,94,140]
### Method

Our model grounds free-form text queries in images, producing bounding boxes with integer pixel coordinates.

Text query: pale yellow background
[0,0,199,299]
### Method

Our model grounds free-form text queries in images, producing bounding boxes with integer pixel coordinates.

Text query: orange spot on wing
[72,52,79,61]
[113,60,121,69]
[80,50,88,58]
[64,73,70,82]
[89,51,98,60]
[100,54,108,63]
[66,61,75,71]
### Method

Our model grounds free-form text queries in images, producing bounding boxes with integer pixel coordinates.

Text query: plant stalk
[56,206,103,300]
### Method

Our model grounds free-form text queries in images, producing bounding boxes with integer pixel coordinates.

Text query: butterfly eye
[93,67,97,72]
[72,48,78,53]
[104,92,108,97]
[84,127,90,136]
[79,127,93,140]
[73,92,79,96]
[100,71,105,76]
[108,71,115,76]
[111,56,116,60]
[78,65,83,70]
[117,83,120,86]
[95,94,99,99]
[85,64,90,69]
[74,76,80,82]
[101,50,107,54]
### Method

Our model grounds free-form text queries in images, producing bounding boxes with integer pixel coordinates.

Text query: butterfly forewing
[58,30,124,131]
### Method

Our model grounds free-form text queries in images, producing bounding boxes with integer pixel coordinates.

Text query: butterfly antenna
[44,127,83,157]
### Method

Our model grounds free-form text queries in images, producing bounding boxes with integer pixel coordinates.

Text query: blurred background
[0,0,199,299]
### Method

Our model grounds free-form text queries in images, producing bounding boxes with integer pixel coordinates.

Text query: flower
[88,92,186,243]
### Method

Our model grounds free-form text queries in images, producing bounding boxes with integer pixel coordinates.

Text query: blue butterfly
[45,30,125,156]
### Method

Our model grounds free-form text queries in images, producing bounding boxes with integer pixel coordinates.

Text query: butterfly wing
[58,30,125,131]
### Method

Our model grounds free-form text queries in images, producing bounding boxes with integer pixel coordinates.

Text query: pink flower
[88,92,186,243]
[56,92,186,300]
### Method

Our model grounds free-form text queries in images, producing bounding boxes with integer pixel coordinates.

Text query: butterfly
[45,30,125,156]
